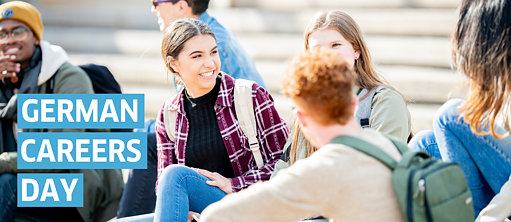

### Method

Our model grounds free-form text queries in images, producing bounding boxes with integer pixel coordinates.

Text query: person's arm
[52,62,94,94]
[201,148,339,222]
[370,88,411,143]
[155,103,176,192]
[476,176,511,222]
[229,85,289,191]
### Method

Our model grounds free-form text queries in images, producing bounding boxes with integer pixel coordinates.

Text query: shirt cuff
[229,177,246,193]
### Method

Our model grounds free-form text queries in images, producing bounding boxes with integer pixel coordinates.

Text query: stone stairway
[31,0,466,132]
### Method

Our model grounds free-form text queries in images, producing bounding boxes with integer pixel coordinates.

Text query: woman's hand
[198,169,233,194]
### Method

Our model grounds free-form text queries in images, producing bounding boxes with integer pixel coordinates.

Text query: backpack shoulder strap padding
[329,135,398,169]
[163,97,177,142]
[234,79,264,169]
[355,86,391,128]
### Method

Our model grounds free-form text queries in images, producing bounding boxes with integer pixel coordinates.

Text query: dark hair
[177,0,209,15]
[453,0,511,138]
[161,18,216,83]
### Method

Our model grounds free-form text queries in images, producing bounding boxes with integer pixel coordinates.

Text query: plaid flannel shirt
[156,73,289,192]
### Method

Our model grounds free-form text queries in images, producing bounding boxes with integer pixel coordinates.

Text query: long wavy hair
[453,0,511,138]
[289,10,413,163]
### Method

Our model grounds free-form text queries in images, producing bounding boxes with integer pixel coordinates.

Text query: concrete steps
[232,0,462,9]
[210,8,457,36]
[68,54,466,103]
[36,6,457,37]
[46,26,452,68]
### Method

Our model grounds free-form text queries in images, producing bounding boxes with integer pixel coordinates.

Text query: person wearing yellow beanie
[0,2,123,222]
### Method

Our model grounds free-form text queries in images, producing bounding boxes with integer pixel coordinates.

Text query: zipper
[407,160,437,222]
[420,163,457,222]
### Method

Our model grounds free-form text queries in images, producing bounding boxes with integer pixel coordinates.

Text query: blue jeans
[409,99,511,216]
[0,173,17,222]
[115,165,227,222]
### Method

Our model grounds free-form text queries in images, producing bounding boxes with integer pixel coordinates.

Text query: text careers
[18,174,83,207]
[17,94,144,129]
[17,132,147,169]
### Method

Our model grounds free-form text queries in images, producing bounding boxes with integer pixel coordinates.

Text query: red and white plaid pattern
[156,73,289,192]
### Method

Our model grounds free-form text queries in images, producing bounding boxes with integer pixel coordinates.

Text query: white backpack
[163,79,264,169]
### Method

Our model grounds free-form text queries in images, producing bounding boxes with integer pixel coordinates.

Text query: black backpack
[47,63,131,132]
[47,63,122,94]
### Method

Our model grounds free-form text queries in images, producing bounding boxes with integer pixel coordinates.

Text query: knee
[434,99,465,128]
[409,130,435,150]
[158,165,192,189]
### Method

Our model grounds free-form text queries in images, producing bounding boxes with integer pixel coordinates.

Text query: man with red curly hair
[200,48,404,222]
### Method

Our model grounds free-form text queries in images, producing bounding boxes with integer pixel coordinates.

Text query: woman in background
[409,0,511,220]
[273,10,412,177]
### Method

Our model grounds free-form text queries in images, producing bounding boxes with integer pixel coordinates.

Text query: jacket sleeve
[52,62,94,95]
[476,176,511,222]
[229,85,289,191]
[370,88,411,143]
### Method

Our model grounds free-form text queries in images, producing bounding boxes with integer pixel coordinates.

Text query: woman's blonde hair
[161,18,216,84]
[453,0,511,138]
[286,10,413,163]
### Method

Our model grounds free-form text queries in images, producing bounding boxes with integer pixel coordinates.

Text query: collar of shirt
[198,11,214,24]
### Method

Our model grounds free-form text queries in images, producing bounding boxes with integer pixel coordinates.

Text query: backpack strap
[329,135,398,169]
[163,97,177,141]
[234,79,264,169]
[355,86,385,128]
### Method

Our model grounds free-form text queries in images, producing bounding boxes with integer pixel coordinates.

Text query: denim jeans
[115,165,227,222]
[409,99,511,216]
[0,173,17,222]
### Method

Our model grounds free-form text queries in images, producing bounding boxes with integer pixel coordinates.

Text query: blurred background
[4,0,466,133]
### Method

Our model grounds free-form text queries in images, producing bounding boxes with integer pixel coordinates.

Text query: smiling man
[0,2,124,222]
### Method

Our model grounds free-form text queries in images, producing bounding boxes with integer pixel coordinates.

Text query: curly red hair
[281,48,357,126]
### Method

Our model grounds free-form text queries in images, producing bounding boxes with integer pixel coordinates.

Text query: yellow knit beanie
[0,1,43,41]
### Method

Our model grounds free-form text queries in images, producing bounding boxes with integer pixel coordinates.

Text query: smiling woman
[114,18,288,222]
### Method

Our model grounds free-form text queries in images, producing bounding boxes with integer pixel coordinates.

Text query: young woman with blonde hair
[409,0,511,220]
[273,10,412,174]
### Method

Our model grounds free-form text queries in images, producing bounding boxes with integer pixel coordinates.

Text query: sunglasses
[152,0,182,7]
[0,27,30,43]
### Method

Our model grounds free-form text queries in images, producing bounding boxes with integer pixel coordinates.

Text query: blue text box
[17,132,147,169]
[17,94,144,129]
[18,173,83,207]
